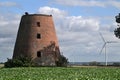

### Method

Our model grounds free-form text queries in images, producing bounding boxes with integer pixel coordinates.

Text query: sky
[0,0,120,62]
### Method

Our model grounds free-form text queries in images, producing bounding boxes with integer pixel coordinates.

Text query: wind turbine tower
[99,32,118,66]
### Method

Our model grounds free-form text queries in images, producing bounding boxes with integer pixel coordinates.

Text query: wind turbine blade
[107,41,119,43]
[99,32,106,42]
[99,43,106,54]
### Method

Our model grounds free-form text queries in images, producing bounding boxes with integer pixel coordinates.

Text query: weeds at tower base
[4,54,68,68]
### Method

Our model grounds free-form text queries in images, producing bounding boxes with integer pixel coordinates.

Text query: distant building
[13,12,60,66]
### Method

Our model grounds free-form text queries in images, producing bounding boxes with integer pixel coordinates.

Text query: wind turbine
[99,32,118,66]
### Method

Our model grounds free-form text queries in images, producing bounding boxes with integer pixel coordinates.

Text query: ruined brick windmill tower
[13,12,60,66]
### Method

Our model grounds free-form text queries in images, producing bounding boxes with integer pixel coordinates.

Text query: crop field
[0,64,4,68]
[0,67,120,80]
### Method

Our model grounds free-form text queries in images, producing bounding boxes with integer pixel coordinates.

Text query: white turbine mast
[99,32,118,66]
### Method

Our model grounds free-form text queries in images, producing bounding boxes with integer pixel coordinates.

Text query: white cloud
[109,0,120,9]
[0,13,20,62]
[38,6,120,62]
[0,6,119,62]
[66,16,100,32]
[38,6,67,19]
[54,0,105,7]
[38,6,100,32]
[0,1,18,7]
[54,0,120,9]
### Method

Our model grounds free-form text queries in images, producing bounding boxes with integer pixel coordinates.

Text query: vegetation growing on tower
[114,13,120,38]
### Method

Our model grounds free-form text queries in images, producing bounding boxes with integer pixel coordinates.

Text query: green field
[0,67,120,80]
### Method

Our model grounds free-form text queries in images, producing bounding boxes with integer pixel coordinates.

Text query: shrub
[89,61,100,66]
[56,55,68,67]
[4,56,33,68]
[112,62,120,66]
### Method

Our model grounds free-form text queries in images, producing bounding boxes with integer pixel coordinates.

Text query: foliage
[56,55,69,67]
[115,13,120,23]
[114,13,120,38]
[114,27,120,38]
[112,62,120,66]
[89,61,100,66]
[4,56,33,68]
[0,67,120,80]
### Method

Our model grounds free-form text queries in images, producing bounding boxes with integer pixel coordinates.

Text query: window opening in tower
[37,51,41,57]
[37,22,40,27]
[37,33,41,39]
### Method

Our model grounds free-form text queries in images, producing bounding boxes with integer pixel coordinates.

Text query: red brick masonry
[13,13,60,66]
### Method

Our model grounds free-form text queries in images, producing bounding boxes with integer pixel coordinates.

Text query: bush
[5,54,69,67]
[112,62,120,66]
[89,61,100,66]
[56,55,68,67]
[4,56,33,68]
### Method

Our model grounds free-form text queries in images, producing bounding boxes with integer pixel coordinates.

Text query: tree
[114,27,120,38]
[114,13,120,38]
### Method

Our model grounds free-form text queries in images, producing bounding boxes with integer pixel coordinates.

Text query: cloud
[54,0,105,7]
[0,13,21,62]
[38,6,66,15]
[0,14,20,37]
[0,5,119,62]
[0,1,23,11]
[65,16,100,32]
[0,1,22,62]
[0,1,18,7]
[38,6,67,20]
[53,0,120,9]
[38,6,100,32]
[38,6,120,62]
[109,0,120,9]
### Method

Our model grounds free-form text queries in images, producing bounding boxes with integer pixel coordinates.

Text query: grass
[0,67,120,80]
